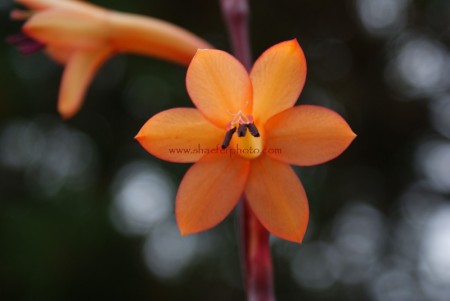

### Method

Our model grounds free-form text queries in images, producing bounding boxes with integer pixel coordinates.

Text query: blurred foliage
[1,0,450,300]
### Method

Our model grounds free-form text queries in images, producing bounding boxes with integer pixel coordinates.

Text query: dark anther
[221,127,237,149]
[247,123,260,137]
[237,124,247,137]
[7,33,45,55]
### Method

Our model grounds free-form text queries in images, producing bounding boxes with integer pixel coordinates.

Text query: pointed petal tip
[250,39,307,123]
[286,232,305,243]
[346,128,358,143]
[135,108,224,163]
[246,156,309,244]
[265,105,356,166]
[134,132,150,146]
[270,221,307,243]
[265,226,306,243]
[178,223,201,236]
[286,38,300,46]
[134,128,144,140]
[176,212,208,236]
[178,226,189,236]
[177,216,218,237]
[58,105,77,120]
[270,221,308,243]
[275,38,303,53]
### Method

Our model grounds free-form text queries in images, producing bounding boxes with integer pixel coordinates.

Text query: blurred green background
[2,0,450,300]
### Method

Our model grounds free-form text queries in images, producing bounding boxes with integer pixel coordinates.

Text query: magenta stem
[220,1,275,300]
[220,0,252,69]
[240,199,275,301]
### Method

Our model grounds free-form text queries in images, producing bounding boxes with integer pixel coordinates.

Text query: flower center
[221,110,262,159]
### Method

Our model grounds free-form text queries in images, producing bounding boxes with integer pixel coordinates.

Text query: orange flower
[136,40,356,242]
[11,0,212,119]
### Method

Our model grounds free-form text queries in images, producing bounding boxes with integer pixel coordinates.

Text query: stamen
[6,33,29,44]
[222,108,260,150]
[18,41,45,54]
[7,33,45,55]
[237,124,247,137]
[221,127,237,149]
[247,123,260,137]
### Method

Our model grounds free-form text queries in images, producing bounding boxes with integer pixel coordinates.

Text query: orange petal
[109,12,213,66]
[176,154,250,235]
[250,39,307,123]
[17,0,96,12]
[45,45,74,64]
[186,49,252,128]
[15,0,60,11]
[265,105,356,166]
[23,8,108,50]
[245,155,309,242]
[58,48,112,119]
[10,9,33,21]
[135,108,224,163]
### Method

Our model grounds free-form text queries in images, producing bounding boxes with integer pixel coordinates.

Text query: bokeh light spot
[356,0,409,36]
[110,160,174,235]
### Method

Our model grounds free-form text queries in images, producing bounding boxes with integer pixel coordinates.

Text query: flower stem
[240,199,275,301]
[220,0,252,69]
[220,1,275,300]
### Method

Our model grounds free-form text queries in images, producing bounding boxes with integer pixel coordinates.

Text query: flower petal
[265,105,356,166]
[250,39,307,123]
[176,154,250,235]
[17,0,99,13]
[110,12,213,66]
[245,155,309,242]
[58,48,112,119]
[23,8,108,50]
[45,45,74,64]
[16,0,63,11]
[135,108,224,163]
[186,49,252,128]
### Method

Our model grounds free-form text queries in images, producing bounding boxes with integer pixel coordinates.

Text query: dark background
[1,0,450,300]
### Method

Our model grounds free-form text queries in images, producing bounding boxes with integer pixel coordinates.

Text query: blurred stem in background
[220,0,275,300]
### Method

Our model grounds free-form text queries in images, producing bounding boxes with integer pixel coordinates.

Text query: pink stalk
[220,1,275,300]
[220,0,252,69]
[240,199,275,301]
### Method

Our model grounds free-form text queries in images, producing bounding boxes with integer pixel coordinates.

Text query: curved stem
[220,1,275,300]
